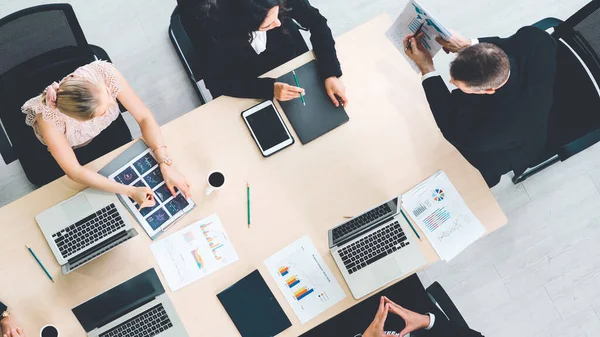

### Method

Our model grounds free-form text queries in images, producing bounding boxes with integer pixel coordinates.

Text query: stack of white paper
[386,0,453,72]
[151,214,239,291]
[402,171,485,261]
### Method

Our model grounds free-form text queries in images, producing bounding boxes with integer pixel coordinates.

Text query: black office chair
[426,281,470,328]
[513,0,600,184]
[169,5,214,105]
[169,4,310,105]
[0,4,132,187]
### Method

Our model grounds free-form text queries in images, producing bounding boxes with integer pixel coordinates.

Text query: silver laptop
[328,196,426,299]
[73,268,188,337]
[35,188,138,274]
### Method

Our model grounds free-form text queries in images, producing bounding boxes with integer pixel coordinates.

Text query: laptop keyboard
[332,203,393,242]
[100,304,173,337]
[338,221,409,274]
[51,204,125,258]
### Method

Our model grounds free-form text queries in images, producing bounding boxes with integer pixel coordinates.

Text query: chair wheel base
[511,155,560,185]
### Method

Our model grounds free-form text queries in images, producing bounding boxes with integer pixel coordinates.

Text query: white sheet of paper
[386,0,452,72]
[264,236,346,323]
[402,171,485,261]
[150,214,239,291]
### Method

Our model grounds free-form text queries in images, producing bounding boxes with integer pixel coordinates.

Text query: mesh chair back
[573,7,600,58]
[0,4,90,81]
[556,0,600,81]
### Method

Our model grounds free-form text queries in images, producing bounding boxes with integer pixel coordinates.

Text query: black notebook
[277,61,349,144]
[218,270,291,337]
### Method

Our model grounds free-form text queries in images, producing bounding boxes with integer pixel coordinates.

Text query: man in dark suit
[404,27,557,187]
[0,300,26,337]
[362,296,483,337]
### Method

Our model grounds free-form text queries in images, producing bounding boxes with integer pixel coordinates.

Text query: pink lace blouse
[22,60,122,148]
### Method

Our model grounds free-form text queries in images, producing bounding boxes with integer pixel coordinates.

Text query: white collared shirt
[250,31,268,54]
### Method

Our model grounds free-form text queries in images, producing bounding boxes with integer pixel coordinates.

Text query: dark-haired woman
[178,0,348,106]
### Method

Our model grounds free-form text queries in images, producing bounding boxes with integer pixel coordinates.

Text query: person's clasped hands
[362,296,432,337]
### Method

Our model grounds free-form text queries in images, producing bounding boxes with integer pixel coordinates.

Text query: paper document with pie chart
[264,236,346,323]
[402,170,485,261]
[150,214,239,291]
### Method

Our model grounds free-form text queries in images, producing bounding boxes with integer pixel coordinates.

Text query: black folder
[277,61,349,144]
[218,270,291,337]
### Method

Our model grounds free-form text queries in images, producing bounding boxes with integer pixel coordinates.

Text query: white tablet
[108,148,195,239]
[242,100,295,157]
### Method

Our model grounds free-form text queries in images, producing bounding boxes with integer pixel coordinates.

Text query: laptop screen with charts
[72,269,188,337]
[328,196,426,299]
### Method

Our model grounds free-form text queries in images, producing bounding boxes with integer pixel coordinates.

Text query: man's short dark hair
[450,43,510,90]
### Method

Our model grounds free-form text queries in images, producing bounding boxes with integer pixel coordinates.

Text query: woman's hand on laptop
[130,186,156,210]
[161,165,192,198]
[363,297,389,337]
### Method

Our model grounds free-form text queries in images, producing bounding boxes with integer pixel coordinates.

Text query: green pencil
[247,183,251,228]
[400,211,421,241]
[292,70,306,106]
[26,244,54,283]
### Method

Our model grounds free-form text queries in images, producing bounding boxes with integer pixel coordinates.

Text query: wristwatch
[1,309,9,322]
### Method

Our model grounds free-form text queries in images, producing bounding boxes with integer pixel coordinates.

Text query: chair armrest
[169,8,202,81]
[0,119,17,165]
[90,44,110,62]
[426,282,469,328]
[532,17,564,31]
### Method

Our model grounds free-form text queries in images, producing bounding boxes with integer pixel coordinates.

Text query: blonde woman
[22,60,191,209]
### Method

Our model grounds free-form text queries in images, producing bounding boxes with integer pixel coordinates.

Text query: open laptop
[328,196,426,299]
[35,188,138,274]
[73,268,188,337]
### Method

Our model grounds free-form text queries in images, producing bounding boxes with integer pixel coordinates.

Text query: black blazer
[178,0,342,100]
[422,27,557,186]
[416,318,484,337]
[0,300,5,313]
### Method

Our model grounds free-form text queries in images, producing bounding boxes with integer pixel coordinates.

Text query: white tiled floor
[1,0,598,335]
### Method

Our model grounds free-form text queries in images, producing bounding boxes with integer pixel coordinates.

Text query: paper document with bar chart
[402,171,484,261]
[386,0,452,72]
[264,236,346,323]
[150,214,239,291]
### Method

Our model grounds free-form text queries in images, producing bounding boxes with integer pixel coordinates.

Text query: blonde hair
[41,77,102,120]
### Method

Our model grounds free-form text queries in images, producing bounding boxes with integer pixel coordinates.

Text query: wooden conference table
[0,14,506,336]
